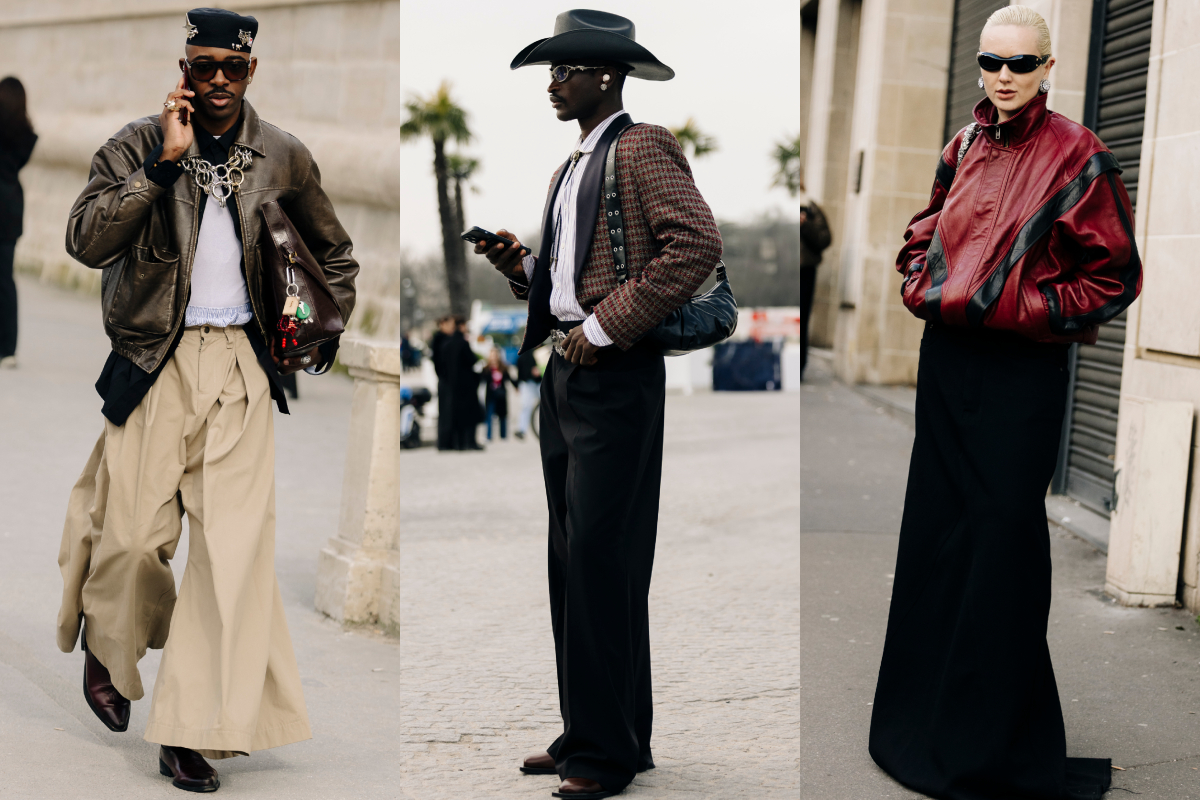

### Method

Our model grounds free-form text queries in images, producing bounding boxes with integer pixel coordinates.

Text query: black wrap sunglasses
[977,52,1050,73]
[184,59,250,82]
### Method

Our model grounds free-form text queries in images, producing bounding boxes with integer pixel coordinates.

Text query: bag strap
[955,122,980,175]
[603,122,637,285]
[603,123,729,287]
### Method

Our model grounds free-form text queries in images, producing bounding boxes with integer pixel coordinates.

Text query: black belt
[554,319,584,332]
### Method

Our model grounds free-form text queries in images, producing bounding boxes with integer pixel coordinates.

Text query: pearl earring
[977,77,984,90]
[601,73,610,91]
[1039,79,1051,93]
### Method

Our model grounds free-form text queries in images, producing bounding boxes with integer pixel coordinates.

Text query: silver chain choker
[181,145,253,208]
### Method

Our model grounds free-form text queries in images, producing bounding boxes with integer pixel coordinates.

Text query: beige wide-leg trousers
[56,326,311,758]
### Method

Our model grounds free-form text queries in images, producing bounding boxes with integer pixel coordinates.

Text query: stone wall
[804,0,863,352]
[0,0,399,340]
[1109,0,1200,612]
[832,0,954,385]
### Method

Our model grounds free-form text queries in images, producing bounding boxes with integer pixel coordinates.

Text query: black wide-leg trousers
[869,323,1110,800]
[539,343,665,792]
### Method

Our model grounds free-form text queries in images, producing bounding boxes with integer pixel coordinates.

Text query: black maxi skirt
[868,323,1111,800]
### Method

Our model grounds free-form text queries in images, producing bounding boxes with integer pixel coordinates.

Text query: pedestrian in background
[869,7,1141,800]
[0,76,37,370]
[798,166,829,380]
[483,348,517,441]
[431,315,456,450]
[446,315,483,450]
[514,347,541,440]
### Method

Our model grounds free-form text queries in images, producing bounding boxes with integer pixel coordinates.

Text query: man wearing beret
[476,10,722,799]
[54,8,358,792]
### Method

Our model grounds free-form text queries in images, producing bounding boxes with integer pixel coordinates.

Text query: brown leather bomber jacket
[66,100,358,373]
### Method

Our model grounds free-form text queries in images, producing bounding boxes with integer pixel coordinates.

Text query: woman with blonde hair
[869,7,1139,798]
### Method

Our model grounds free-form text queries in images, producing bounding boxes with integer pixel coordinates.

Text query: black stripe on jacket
[1041,169,1141,335]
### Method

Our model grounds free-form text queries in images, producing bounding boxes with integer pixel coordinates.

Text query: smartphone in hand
[461,226,528,257]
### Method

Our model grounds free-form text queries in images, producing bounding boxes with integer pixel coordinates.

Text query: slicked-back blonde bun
[981,5,1052,58]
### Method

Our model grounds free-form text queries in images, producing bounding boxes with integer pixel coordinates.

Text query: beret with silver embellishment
[183,7,258,53]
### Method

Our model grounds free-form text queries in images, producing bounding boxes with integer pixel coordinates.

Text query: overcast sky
[398,0,801,257]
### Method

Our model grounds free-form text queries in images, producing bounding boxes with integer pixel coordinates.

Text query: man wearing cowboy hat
[476,9,722,799]
[55,7,358,792]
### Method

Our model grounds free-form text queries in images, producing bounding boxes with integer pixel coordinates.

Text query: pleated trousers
[868,323,1110,800]
[56,325,311,758]
[539,343,665,792]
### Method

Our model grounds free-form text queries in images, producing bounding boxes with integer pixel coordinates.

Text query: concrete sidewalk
[0,277,399,799]
[800,357,1200,798]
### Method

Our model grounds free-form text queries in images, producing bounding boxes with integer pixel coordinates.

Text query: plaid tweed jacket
[513,119,723,352]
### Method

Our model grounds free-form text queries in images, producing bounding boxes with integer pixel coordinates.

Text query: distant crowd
[426,315,541,451]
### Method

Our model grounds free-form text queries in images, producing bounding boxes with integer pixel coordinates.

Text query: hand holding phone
[159,72,196,163]
[464,226,530,279]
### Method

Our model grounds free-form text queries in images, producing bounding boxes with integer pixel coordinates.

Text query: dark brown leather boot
[520,750,557,774]
[81,623,130,732]
[159,745,220,793]
[553,777,618,798]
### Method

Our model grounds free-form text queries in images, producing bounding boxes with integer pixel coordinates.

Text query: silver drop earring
[977,77,985,90]
[601,73,610,91]
[1039,79,1051,93]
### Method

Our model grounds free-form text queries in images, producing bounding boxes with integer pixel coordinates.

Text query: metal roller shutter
[943,0,1010,144]
[1051,0,1152,515]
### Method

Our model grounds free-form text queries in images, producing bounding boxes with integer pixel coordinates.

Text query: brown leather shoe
[552,777,618,798]
[159,745,220,793]
[81,623,130,733]
[520,751,557,775]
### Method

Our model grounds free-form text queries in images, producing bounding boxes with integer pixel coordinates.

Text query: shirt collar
[575,109,627,155]
[193,117,241,164]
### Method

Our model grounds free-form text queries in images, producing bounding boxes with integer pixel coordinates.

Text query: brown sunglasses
[183,59,250,82]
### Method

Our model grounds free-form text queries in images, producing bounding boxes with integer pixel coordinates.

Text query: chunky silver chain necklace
[181,145,253,208]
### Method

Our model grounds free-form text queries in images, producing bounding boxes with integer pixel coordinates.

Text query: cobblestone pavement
[397,390,800,798]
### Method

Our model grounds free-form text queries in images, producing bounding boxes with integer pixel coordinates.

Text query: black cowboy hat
[510,9,674,81]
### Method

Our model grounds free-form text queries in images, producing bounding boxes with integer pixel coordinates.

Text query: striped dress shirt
[521,109,627,347]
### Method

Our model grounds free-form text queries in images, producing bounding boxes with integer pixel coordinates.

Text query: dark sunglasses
[976,52,1050,73]
[550,64,600,83]
[184,59,250,82]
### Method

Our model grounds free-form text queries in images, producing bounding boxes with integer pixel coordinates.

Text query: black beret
[183,8,258,53]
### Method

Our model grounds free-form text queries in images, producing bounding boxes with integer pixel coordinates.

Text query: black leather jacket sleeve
[65,142,168,269]
[282,150,359,324]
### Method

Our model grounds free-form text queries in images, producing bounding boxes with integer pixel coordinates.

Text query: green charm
[296,300,311,320]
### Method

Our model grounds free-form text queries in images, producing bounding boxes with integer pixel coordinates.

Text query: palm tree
[446,153,481,267]
[669,118,718,159]
[771,133,802,197]
[400,82,473,316]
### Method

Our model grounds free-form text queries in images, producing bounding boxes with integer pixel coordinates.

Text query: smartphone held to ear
[461,226,528,257]
[178,65,191,126]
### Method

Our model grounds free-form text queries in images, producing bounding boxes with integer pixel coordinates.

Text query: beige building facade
[804,0,1200,613]
[0,0,400,340]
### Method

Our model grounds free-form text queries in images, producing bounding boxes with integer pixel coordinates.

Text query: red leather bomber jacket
[898,95,1141,344]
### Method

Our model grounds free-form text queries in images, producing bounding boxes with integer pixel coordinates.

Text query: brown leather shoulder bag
[259,199,345,358]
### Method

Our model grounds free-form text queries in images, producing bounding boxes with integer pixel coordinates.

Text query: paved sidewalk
[800,357,1200,799]
[0,277,399,799]
[397,389,801,798]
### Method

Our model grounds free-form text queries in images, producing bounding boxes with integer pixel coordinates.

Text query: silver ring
[164,99,179,112]
[301,356,311,364]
